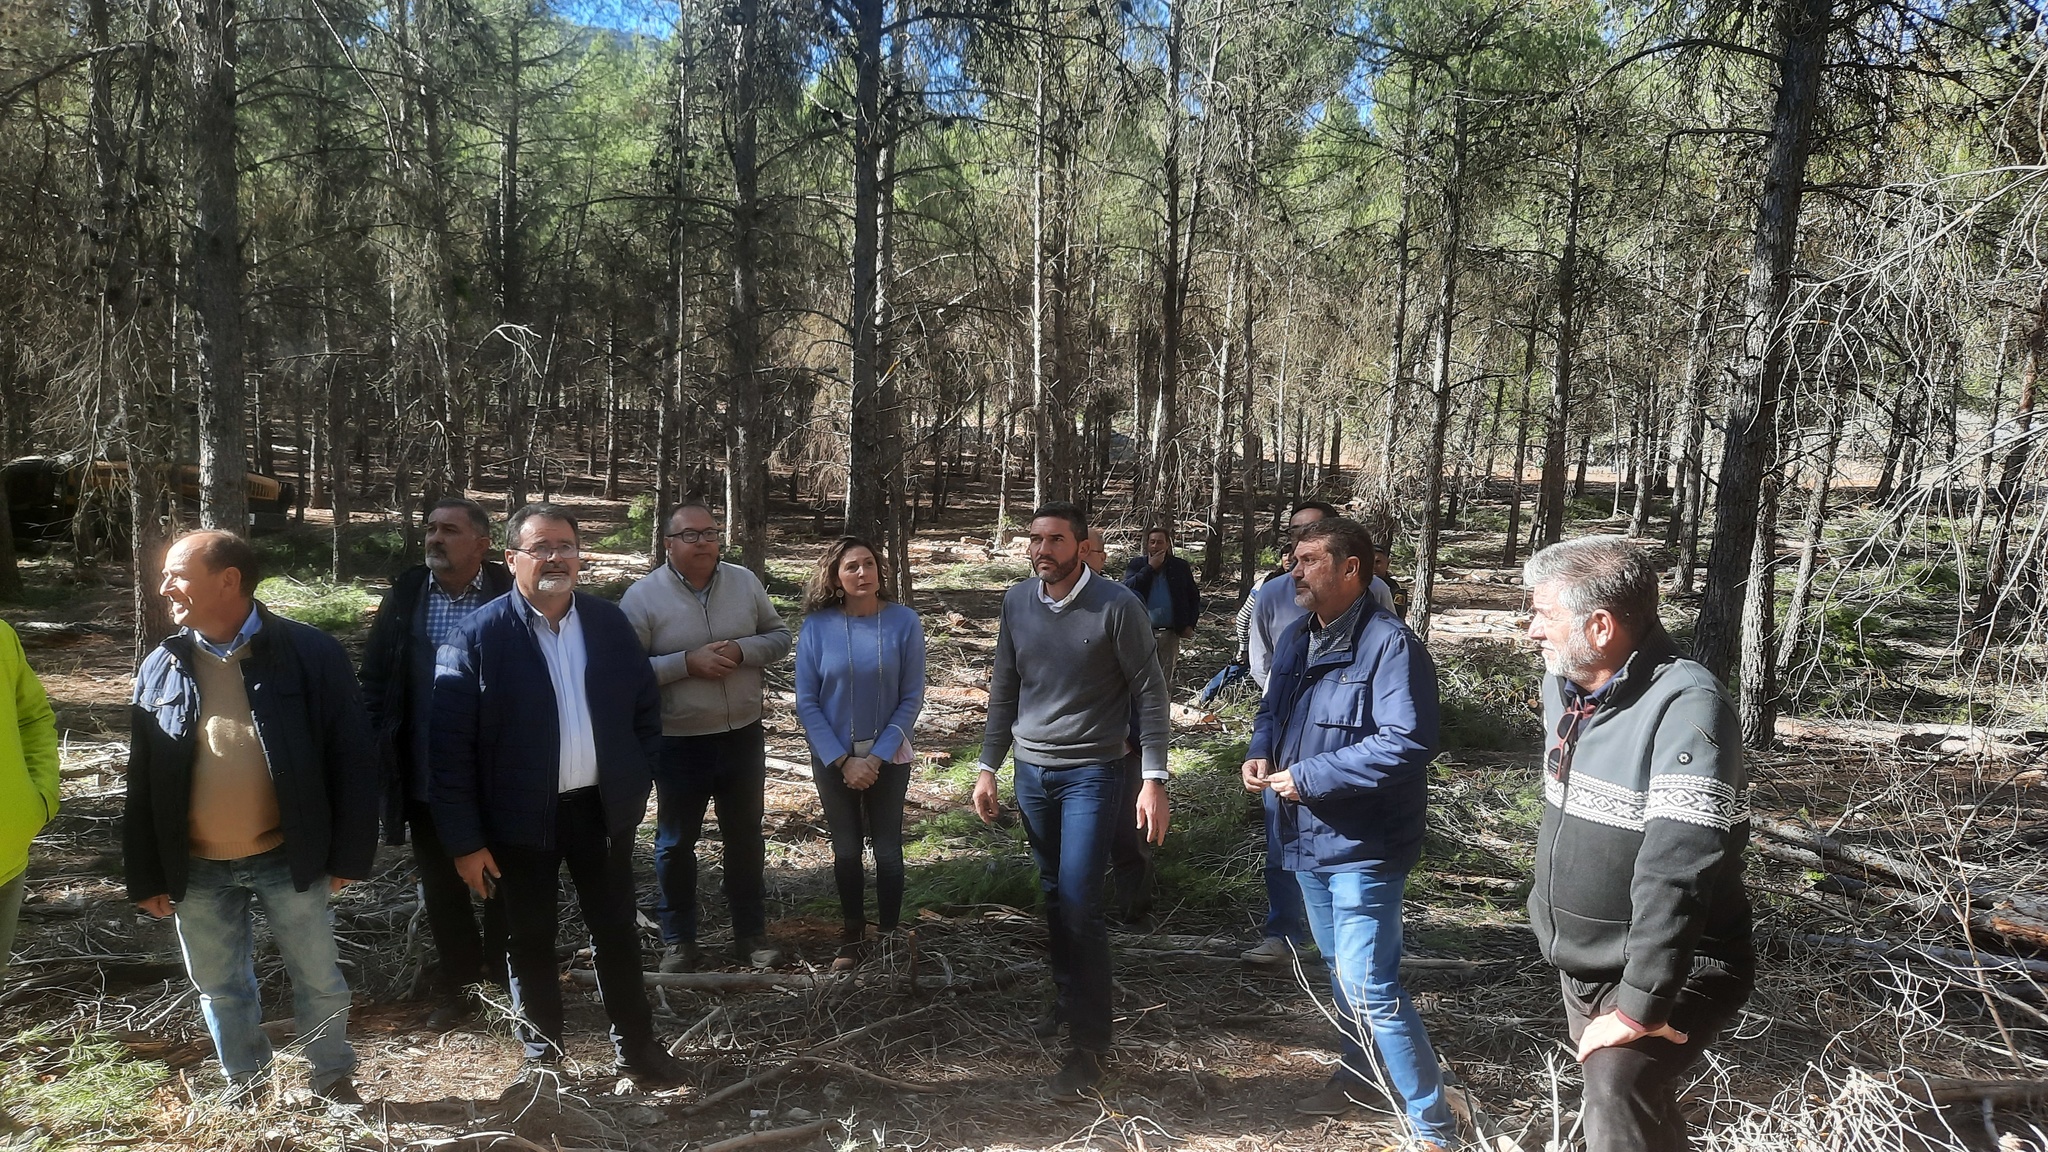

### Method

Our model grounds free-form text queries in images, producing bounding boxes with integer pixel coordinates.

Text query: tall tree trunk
[180,0,249,532]
[1694,0,1832,681]
[1377,70,1419,503]
[726,0,769,574]
[1970,274,2048,644]
[1737,468,1782,749]
[1406,99,1465,642]
[844,0,889,545]
[1537,121,1586,548]
[1504,296,1542,565]
[1204,255,1239,583]
[1778,395,1843,673]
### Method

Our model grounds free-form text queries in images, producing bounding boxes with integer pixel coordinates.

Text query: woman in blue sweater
[794,537,926,968]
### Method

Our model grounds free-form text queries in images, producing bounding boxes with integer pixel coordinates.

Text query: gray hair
[1523,536,1660,628]
[429,496,492,539]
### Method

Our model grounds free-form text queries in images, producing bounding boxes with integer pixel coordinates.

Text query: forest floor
[3,477,2048,1151]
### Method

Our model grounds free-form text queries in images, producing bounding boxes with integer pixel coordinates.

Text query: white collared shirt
[1036,563,1092,613]
[521,594,600,793]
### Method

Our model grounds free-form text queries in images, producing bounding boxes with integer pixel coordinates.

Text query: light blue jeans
[1297,867,1455,1144]
[173,848,355,1090]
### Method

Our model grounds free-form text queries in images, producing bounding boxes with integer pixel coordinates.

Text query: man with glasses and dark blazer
[620,502,793,972]
[430,503,687,1086]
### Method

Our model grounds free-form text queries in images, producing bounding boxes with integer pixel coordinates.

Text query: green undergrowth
[922,559,1029,592]
[1437,640,1542,751]
[254,575,379,635]
[594,493,656,553]
[0,1027,169,1145]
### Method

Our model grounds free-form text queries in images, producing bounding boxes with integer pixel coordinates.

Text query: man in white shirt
[430,504,687,1086]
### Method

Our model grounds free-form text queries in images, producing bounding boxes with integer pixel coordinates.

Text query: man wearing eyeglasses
[620,502,792,972]
[1523,536,1750,1152]
[430,503,687,1086]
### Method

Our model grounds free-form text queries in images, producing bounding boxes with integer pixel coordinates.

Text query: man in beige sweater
[619,502,791,971]
[125,531,378,1105]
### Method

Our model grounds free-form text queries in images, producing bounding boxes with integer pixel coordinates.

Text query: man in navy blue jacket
[1243,517,1456,1150]
[431,503,686,1087]
[1122,524,1200,688]
[126,530,378,1104]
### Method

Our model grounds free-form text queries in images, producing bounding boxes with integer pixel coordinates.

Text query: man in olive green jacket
[0,619,60,977]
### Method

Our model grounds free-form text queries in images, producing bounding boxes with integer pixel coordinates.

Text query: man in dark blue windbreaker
[1243,516,1455,1150]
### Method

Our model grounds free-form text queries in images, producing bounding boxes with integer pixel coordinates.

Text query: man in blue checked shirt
[359,498,515,1030]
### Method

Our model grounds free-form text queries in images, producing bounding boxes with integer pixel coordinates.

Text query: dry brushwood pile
[6,551,2048,1151]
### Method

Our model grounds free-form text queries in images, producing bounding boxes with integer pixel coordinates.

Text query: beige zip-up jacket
[619,561,793,737]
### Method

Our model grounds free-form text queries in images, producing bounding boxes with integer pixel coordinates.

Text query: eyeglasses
[665,529,722,544]
[510,545,580,561]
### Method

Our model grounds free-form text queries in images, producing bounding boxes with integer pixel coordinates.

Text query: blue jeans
[173,848,355,1090]
[1297,867,1453,1144]
[1263,864,1308,942]
[1013,759,1120,1052]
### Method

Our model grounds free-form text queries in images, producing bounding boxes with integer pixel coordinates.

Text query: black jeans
[494,789,655,1063]
[812,756,911,931]
[406,799,507,997]
[1107,756,1155,921]
[1561,965,1751,1152]
[652,722,768,944]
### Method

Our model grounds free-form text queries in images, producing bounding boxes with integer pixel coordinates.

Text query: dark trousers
[1107,757,1155,921]
[653,721,768,944]
[812,757,911,931]
[406,799,507,997]
[1561,966,1751,1152]
[494,789,654,1063]
[1014,759,1120,1053]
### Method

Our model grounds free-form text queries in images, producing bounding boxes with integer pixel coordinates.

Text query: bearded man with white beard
[429,503,688,1087]
[1522,535,1753,1152]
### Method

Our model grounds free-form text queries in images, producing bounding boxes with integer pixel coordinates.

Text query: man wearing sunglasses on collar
[620,502,793,973]
[1523,536,1752,1152]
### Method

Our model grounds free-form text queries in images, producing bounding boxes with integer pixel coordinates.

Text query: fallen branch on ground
[698,1119,833,1152]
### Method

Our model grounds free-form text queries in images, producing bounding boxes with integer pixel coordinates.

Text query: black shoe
[737,935,784,968]
[426,994,478,1032]
[615,1045,690,1089]
[1048,1049,1103,1102]
[311,1077,363,1106]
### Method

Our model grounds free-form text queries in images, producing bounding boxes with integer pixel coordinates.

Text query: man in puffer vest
[1524,536,1753,1152]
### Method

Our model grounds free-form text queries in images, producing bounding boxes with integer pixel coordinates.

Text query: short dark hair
[1030,501,1088,541]
[180,529,261,597]
[429,497,492,538]
[507,502,580,549]
[1294,517,1375,574]
[1146,524,1173,542]
[1290,499,1339,521]
[663,500,717,533]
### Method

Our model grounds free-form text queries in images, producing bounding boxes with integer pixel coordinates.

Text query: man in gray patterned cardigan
[1523,536,1753,1152]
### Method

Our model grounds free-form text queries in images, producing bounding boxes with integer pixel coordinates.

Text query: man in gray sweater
[621,502,793,971]
[973,502,1171,1100]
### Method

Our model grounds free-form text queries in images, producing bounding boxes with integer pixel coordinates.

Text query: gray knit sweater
[980,571,1170,776]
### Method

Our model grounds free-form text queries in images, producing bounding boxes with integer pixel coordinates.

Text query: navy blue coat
[359,561,516,844]
[1247,594,1439,872]
[124,604,380,901]
[1123,553,1202,631]
[429,591,662,856]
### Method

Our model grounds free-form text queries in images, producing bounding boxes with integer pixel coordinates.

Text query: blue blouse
[794,602,926,766]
